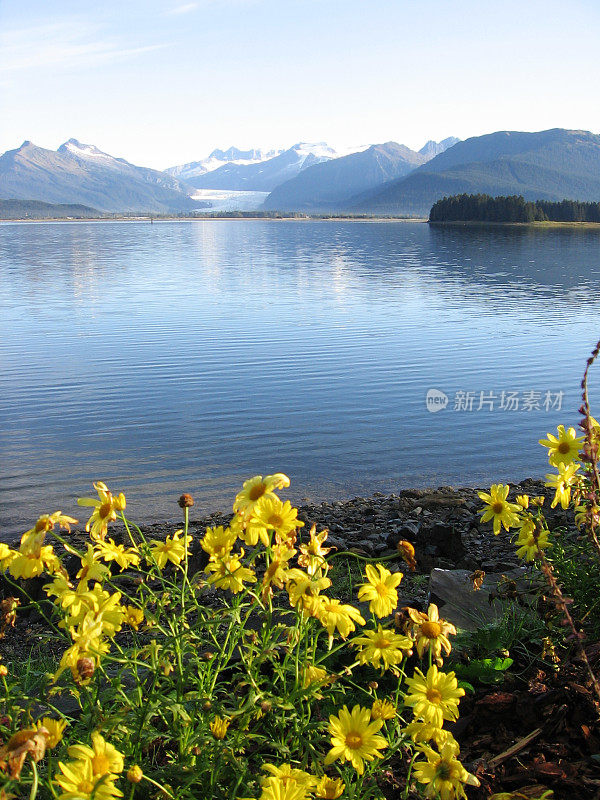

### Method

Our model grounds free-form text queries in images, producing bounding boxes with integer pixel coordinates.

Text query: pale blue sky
[1,0,599,170]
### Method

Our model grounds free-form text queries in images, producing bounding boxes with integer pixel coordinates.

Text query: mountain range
[2,130,599,217]
[350,129,600,216]
[175,143,356,192]
[0,139,200,213]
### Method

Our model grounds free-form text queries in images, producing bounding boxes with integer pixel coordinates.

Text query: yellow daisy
[233,473,290,517]
[404,665,464,728]
[149,529,190,569]
[37,717,67,749]
[95,539,140,571]
[245,497,304,546]
[546,462,580,509]
[315,597,365,644]
[539,425,583,467]
[209,716,230,739]
[285,568,331,615]
[55,758,123,800]
[77,482,126,542]
[357,564,403,618]
[352,625,412,670]
[205,552,256,593]
[297,525,333,576]
[67,731,124,776]
[314,775,345,798]
[324,704,388,775]
[201,525,237,560]
[514,517,550,562]
[413,741,480,800]
[478,484,521,535]
[406,604,456,664]
[370,699,396,720]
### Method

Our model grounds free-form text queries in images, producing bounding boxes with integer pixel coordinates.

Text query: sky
[1,0,600,170]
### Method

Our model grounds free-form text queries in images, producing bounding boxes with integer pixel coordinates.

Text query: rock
[428,567,527,631]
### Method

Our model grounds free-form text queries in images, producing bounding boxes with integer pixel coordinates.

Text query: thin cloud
[166,3,200,14]
[0,21,169,75]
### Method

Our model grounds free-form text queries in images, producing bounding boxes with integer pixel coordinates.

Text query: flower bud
[260,700,272,713]
[178,494,195,509]
[76,657,95,681]
[202,700,212,711]
[127,765,143,784]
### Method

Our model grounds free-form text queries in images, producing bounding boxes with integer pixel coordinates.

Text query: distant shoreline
[1,215,428,224]
[428,219,600,229]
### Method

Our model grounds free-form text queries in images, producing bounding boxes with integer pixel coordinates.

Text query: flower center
[558,442,571,454]
[268,514,284,528]
[492,502,504,514]
[421,621,442,639]
[376,583,389,596]
[91,753,111,774]
[436,762,451,780]
[426,688,442,703]
[248,485,266,502]
[99,502,113,519]
[345,732,363,750]
[375,636,390,649]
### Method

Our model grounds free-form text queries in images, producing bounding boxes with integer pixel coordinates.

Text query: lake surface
[1,219,600,538]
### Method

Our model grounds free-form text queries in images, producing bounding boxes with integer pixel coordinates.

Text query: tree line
[429,194,600,223]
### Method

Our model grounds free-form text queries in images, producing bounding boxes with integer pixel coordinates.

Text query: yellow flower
[205,552,256,593]
[77,482,126,542]
[301,664,333,690]
[515,495,529,509]
[539,425,583,467]
[297,525,333,576]
[546,463,580,509]
[55,615,109,681]
[0,543,15,571]
[406,604,456,664]
[68,731,124,776]
[352,625,412,670]
[404,720,457,748]
[55,758,123,800]
[315,598,365,644]
[209,716,230,739]
[95,539,140,571]
[149,529,190,569]
[201,525,237,560]
[233,473,290,517]
[261,763,315,792]
[413,741,480,800]
[285,569,331,615]
[357,564,403,618]
[404,665,464,728]
[258,779,309,800]
[324,704,387,775]
[370,699,396,720]
[76,545,110,584]
[22,511,77,540]
[478,484,521,536]
[261,541,296,599]
[37,717,67,748]
[244,497,304,547]
[9,541,60,579]
[123,605,144,630]
[314,776,345,798]
[514,517,550,562]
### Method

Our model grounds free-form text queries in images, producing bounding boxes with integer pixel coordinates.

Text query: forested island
[429,193,600,223]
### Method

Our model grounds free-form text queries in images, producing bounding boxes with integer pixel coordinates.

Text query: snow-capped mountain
[0,139,200,213]
[183,142,360,192]
[165,147,283,181]
[419,137,461,160]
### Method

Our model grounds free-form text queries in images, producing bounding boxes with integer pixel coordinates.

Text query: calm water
[1,219,600,537]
